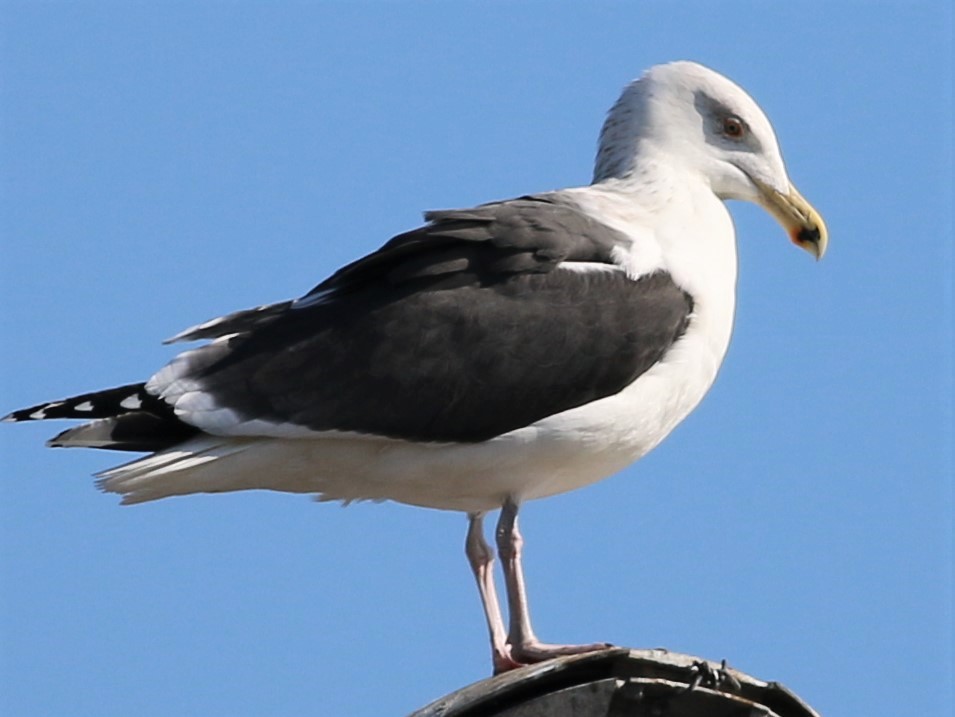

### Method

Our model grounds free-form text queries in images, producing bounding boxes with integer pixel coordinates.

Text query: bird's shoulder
[299,192,632,302]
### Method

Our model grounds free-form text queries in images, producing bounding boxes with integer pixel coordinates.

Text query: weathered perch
[410,648,821,717]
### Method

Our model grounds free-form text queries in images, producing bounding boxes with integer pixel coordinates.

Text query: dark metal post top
[410,647,821,717]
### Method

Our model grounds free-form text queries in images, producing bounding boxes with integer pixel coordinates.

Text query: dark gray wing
[165,195,694,443]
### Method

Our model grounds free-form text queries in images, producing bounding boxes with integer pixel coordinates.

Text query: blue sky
[1,3,951,716]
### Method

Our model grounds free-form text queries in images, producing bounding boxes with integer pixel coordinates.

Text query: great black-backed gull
[4,61,827,673]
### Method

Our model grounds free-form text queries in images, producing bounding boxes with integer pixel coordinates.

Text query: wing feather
[149,194,691,443]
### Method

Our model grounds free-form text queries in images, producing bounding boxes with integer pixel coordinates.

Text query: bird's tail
[94,435,260,504]
[3,383,199,452]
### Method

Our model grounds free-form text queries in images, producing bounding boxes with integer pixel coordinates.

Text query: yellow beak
[756,181,829,260]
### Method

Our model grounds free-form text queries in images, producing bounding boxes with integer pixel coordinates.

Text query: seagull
[4,61,827,674]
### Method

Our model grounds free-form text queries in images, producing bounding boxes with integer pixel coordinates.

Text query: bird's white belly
[98,317,726,512]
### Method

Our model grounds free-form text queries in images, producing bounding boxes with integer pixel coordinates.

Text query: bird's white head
[595,61,827,259]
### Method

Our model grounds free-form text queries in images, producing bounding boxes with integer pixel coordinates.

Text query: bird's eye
[722,115,746,139]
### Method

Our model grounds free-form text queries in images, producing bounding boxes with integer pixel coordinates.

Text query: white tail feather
[95,436,260,504]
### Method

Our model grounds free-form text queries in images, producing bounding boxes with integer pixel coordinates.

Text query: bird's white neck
[567,166,739,366]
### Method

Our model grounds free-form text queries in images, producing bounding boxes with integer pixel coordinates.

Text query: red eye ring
[722,115,745,139]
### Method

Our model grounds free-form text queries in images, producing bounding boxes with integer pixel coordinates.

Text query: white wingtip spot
[120,395,143,410]
[29,409,48,420]
[73,401,95,412]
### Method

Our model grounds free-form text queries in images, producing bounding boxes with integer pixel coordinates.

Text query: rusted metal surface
[410,648,821,717]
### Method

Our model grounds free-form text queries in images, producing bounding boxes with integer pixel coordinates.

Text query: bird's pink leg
[495,498,610,666]
[465,513,521,674]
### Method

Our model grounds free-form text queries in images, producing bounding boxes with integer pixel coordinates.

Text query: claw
[684,659,740,693]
